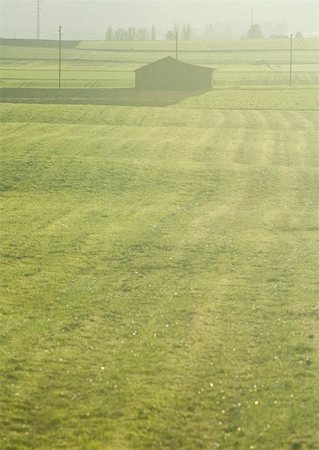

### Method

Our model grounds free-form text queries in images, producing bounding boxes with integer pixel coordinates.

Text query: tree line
[105,21,300,41]
[105,25,156,41]
[105,24,192,41]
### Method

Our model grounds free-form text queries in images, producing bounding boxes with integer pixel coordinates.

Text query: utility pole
[289,34,293,87]
[59,25,62,88]
[36,0,40,40]
[176,31,178,60]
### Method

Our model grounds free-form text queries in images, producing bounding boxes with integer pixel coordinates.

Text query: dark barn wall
[135,60,213,91]
[179,68,212,90]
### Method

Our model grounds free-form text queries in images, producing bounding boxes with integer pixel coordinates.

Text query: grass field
[1,85,319,449]
[1,38,319,88]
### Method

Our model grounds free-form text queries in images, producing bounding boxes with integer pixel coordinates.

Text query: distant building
[135,56,214,90]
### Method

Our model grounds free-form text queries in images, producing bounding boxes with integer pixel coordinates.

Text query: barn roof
[135,56,215,73]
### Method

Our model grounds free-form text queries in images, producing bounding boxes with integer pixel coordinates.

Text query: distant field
[79,38,319,51]
[1,88,319,449]
[1,38,319,88]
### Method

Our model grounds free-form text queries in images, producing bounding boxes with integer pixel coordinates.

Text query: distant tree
[112,26,155,41]
[114,28,128,40]
[151,25,156,41]
[182,23,192,40]
[128,27,136,40]
[203,23,215,39]
[136,27,148,40]
[246,24,263,39]
[166,30,175,40]
[223,22,233,39]
[105,25,113,41]
[275,23,287,35]
[203,22,232,39]
[295,31,303,39]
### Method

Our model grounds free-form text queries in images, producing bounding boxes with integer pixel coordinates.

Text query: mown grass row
[0,90,318,449]
[1,71,319,89]
[2,46,318,65]
[77,38,319,51]
[2,37,319,51]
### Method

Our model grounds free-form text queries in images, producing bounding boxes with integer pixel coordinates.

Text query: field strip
[1,105,318,131]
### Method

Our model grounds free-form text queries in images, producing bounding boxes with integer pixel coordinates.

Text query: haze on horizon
[1,0,318,40]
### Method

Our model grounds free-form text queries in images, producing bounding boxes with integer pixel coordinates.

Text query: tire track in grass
[0,198,191,448]
[231,112,319,169]
[0,159,249,450]
[97,171,252,449]
[224,127,248,165]
[149,162,319,449]
[145,116,319,448]
[96,170,254,448]
[288,111,319,131]
[1,144,229,447]
[1,104,319,132]
[247,167,319,449]
[151,173,256,447]
[302,128,319,167]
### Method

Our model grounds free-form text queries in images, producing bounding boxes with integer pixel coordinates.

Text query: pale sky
[1,1,318,40]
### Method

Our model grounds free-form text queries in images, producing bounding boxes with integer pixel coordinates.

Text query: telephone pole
[289,34,293,87]
[176,31,179,60]
[36,0,40,40]
[59,26,62,88]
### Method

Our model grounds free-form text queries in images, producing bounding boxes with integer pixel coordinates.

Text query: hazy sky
[1,1,318,40]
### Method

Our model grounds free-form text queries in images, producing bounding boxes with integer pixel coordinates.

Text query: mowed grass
[1,38,319,88]
[1,66,318,89]
[0,89,319,450]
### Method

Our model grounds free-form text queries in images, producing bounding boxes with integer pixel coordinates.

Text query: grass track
[0,90,319,449]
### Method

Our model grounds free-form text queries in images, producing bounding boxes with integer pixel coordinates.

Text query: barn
[135,56,214,91]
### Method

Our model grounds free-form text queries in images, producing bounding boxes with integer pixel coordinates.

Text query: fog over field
[1,0,319,40]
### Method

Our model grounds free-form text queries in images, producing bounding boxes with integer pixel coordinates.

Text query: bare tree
[105,25,113,40]
[151,25,156,41]
[128,27,136,40]
[182,23,192,40]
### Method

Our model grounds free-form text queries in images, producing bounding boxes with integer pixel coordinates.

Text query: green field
[1,37,319,450]
[1,38,319,88]
[1,84,319,449]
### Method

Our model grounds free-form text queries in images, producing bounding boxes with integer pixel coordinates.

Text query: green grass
[77,38,319,51]
[1,66,318,89]
[1,38,319,89]
[0,89,318,449]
